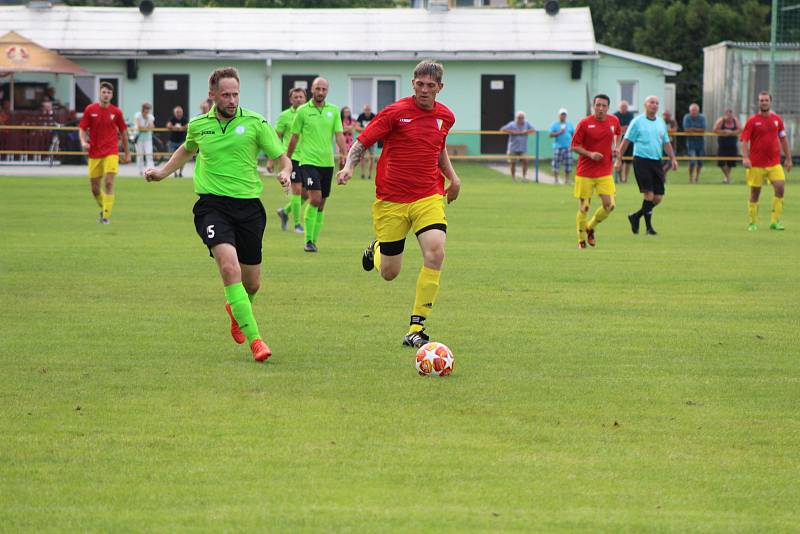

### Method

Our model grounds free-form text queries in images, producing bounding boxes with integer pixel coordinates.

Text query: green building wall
[16,54,672,159]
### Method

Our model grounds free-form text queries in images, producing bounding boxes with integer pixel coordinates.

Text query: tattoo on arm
[346,141,367,168]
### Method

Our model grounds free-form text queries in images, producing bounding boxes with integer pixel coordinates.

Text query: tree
[514,0,771,114]
[632,0,769,114]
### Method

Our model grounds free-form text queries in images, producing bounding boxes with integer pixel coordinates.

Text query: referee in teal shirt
[615,95,678,236]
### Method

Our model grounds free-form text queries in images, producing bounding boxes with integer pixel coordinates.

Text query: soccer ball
[415,342,454,377]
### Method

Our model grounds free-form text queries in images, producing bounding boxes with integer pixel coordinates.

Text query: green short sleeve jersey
[290,101,343,167]
[184,105,284,199]
[275,106,303,162]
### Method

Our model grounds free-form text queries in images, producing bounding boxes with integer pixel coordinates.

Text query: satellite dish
[139,0,155,16]
[544,0,560,16]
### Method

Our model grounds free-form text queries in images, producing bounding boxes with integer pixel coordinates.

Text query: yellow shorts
[372,193,447,245]
[573,175,615,199]
[88,155,119,178]
[747,165,785,188]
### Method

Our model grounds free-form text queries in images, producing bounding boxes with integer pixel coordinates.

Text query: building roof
[596,44,682,75]
[0,4,598,60]
[704,40,800,51]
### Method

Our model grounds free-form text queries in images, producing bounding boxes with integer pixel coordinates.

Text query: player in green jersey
[275,87,308,234]
[286,77,348,253]
[145,67,292,362]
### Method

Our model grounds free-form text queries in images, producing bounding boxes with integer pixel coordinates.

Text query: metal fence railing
[0,124,747,182]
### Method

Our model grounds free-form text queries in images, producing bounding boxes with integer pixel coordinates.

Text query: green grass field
[1,164,798,532]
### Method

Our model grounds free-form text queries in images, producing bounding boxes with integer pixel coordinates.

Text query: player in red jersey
[571,94,621,248]
[78,82,130,224]
[336,60,461,348]
[740,91,793,231]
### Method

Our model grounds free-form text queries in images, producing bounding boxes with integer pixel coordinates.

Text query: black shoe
[276,208,289,231]
[361,240,376,271]
[403,330,430,348]
[646,228,658,236]
[627,213,640,234]
[304,241,318,253]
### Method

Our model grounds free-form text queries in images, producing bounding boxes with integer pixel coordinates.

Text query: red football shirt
[79,103,127,158]
[571,114,621,178]
[358,96,455,203]
[740,112,786,168]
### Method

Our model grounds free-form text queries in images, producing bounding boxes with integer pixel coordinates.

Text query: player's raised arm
[337,140,367,185]
[275,153,292,191]
[144,145,196,182]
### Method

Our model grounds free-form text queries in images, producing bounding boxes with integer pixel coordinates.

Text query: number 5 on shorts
[206,224,215,239]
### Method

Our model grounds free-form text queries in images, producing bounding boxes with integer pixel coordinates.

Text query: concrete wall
[592,53,670,115]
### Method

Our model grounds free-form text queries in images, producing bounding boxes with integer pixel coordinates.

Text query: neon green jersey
[275,106,303,161]
[184,105,284,199]
[290,100,343,167]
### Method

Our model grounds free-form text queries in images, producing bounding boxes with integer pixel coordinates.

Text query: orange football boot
[225,303,246,345]
[250,339,272,362]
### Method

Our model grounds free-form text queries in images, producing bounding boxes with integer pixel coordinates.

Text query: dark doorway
[153,74,189,152]
[281,75,317,110]
[480,75,515,154]
[153,74,189,127]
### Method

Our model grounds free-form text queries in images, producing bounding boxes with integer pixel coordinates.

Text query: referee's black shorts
[633,156,666,196]
[192,194,267,265]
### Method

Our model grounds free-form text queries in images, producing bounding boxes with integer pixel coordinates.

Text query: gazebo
[0,30,88,110]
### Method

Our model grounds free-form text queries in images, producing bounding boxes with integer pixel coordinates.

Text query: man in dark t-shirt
[355,104,376,179]
[614,100,635,183]
[167,106,189,177]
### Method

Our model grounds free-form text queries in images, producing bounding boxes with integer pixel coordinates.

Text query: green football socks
[304,204,319,244]
[312,211,325,243]
[224,282,260,343]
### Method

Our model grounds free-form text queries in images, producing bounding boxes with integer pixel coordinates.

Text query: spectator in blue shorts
[500,111,535,182]
[682,103,707,184]
[549,108,575,184]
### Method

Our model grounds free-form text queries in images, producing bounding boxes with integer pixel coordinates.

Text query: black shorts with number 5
[192,194,266,265]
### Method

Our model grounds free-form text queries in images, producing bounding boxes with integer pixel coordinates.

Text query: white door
[663,83,676,115]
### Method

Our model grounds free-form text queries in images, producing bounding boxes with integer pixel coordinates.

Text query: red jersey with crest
[357,96,455,203]
[79,102,127,159]
[571,113,621,178]
[740,112,786,168]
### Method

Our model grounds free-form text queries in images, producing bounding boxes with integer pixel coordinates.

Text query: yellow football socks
[587,206,611,231]
[102,193,115,220]
[373,242,382,271]
[771,197,783,224]
[748,202,758,225]
[410,266,441,332]
[576,208,587,242]
[94,192,103,208]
